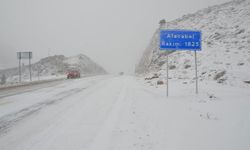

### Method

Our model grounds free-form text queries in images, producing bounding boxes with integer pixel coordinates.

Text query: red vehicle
[67,70,80,79]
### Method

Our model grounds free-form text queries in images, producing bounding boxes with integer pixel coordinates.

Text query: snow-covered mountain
[0,54,107,83]
[135,0,250,87]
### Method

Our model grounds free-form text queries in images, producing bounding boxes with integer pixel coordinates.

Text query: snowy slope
[0,54,106,83]
[135,0,250,87]
[64,54,107,75]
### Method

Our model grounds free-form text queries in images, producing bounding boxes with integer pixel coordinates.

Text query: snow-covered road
[0,75,249,150]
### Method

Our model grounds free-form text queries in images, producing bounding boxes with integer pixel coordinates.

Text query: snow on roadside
[109,77,250,150]
[0,75,66,90]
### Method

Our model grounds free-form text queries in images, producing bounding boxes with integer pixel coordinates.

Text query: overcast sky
[0,0,230,73]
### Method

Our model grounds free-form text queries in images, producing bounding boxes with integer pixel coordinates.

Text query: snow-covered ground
[0,74,66,90]
[0,75,249,150]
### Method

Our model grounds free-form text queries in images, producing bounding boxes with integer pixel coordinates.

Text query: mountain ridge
[0,54,107,83]
[135,0,250,87]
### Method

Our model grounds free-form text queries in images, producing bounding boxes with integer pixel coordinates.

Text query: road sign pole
[19,57,21,83]
[17,51,33,82]
[29,54,32,82]
[195,50,198,94]
[160,29,201,96]
[166,53,169,97]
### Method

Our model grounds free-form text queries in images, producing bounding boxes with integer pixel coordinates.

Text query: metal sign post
[29,52,32,81]
[160,29,201,96]
[18,55,21,83]
[159,20,170,97]
[17,52,33,82]
[195,50,198,94]
[166,54,169,97]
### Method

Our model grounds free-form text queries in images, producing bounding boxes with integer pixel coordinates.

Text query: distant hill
[135,0,250,86]
[0,54,107,83]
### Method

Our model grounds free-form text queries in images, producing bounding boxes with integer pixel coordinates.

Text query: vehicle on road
[67,70,80,79]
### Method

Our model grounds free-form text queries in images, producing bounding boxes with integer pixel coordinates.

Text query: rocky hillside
[0,54,106,83]
[135,0,250,86]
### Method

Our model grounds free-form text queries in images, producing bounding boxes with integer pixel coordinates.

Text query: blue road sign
[160,30,201,51]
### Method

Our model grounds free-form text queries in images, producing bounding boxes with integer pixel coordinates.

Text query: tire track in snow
[0,87,88,135]
[0,77,107,136]
[87,77,128,150]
